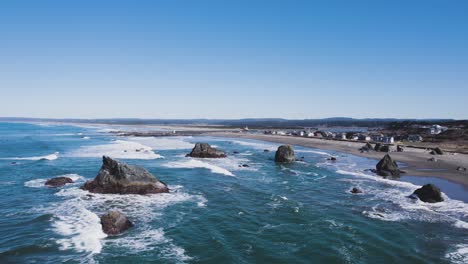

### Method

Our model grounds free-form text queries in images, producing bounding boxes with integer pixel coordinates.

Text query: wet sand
[207,132,468,189]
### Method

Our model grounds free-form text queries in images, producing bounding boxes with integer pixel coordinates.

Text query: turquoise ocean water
[0,122,467,263]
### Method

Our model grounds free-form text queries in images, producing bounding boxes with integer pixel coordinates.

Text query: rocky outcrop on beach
[431,147,444,155]
[81,156,169,195]
[375,154,401,177]
[100,211,133,235]
[360,143,374,152]
[412,184,443,203]
[45,176,74,187]
[186,143,226,158]
[397,145,404,152]
[275,145,295,163]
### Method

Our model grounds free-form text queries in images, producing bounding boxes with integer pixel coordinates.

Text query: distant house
[307,132,315,137]
[276,131,286,136]
[428,125,448,135]
[408,134,423,142]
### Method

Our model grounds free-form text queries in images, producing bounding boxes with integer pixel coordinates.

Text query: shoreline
[206,132,468,190]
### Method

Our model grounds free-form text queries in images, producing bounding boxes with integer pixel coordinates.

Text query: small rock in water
[428,157,438,162]
[412,184,443,203]
[327,157,337,161]
[275,145,295,163]
[233,151,240,154]
[186,143,226,158]
[376,154,401,177]
[45,176,74,187]
[263,149,270,152]
[100,211,133,235]
[457,166,466,171]
[350,187,362,194]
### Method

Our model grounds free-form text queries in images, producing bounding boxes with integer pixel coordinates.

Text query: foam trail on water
[66,140,162,159]
[0,152,59,161]
[163,159,235,176]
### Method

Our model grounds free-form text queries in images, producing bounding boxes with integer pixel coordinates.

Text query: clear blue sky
[1,0,467,119]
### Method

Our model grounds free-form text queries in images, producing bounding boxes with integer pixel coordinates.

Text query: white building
[428,125,448,135]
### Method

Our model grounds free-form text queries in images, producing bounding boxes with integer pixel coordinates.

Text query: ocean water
[0,122,467,264]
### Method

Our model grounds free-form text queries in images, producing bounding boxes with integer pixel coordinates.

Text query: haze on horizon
[1,0,467,120]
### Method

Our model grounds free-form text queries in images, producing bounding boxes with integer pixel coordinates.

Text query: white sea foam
[126,136,194,150]
[163,159,235,176]
[49,185,205,258]
[296,149,333,156]
[446,244,468,264]
[1,152,59,161]
[24,174,86,188]
[66,140,162,159]
[231,140,277,151]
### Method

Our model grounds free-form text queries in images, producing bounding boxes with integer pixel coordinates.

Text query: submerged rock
[81,156,169,195]
[263,149,270,153]
[376,154,401,177]
[412,184,443,203]
[350,187,362,194]
[328,157,337,161]
[100,211,133,235]
[45,176,74,187]
[186,143,226,158]
[274,145,295,163]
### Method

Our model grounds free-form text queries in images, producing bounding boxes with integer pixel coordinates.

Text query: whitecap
[66,140,162,159]
[126,136,194,150]
[0,152,59,161]
[446,244,468,264]
[24,174,86,188]
[163,159,234,176]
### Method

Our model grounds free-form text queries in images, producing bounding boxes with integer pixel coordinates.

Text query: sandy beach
[207,132,468,189]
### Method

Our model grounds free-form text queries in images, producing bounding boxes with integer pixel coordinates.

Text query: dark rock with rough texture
[412,184,443,203]
[263,149,270,152]
[100,211,133,235]
[361,143,374,152]
[45,177,74,187]
[374,143,382,152]
[379,145,390,152]
[376,154,401,177]
[239,164,250,167]
[81,156,169,195]
[397,145,404,152]
[274,145,295,163]
[431,147,444,155]
[186,143,226,158]
[328,157,337,161]
[351,187,362,194]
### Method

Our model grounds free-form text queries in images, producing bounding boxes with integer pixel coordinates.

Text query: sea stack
[186,143,226,158]
[100,211,133,235]
[375,154,401,177]
[412,184,443,203]
[275,145,295,163]
[81,156,169,195]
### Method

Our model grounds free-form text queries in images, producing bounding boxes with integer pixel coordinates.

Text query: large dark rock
[376,154,401,177]
[45,177,74,187]
[412,184,443,203]
[397,145,404,152]
[374,143,382,152]
[186,143,226,158]
[431,147,444,155]
[81,156,169,195]
[100,211,133,235]
[275,145,295,163]
[379,145,390,152]
[360,143,374,152]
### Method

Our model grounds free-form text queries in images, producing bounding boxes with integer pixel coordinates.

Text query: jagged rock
[431,147,444,155]
[186,143,226,158]
[374,143,382,152]
[100,211,133,235]
[397,145,404,152]
[274,145,295,163]
[81,156,169,195]
[376,154,401,177]
[45,177,74,187]
[412,184,443,203]
[350,187,362,194]
[360,143,374,152]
